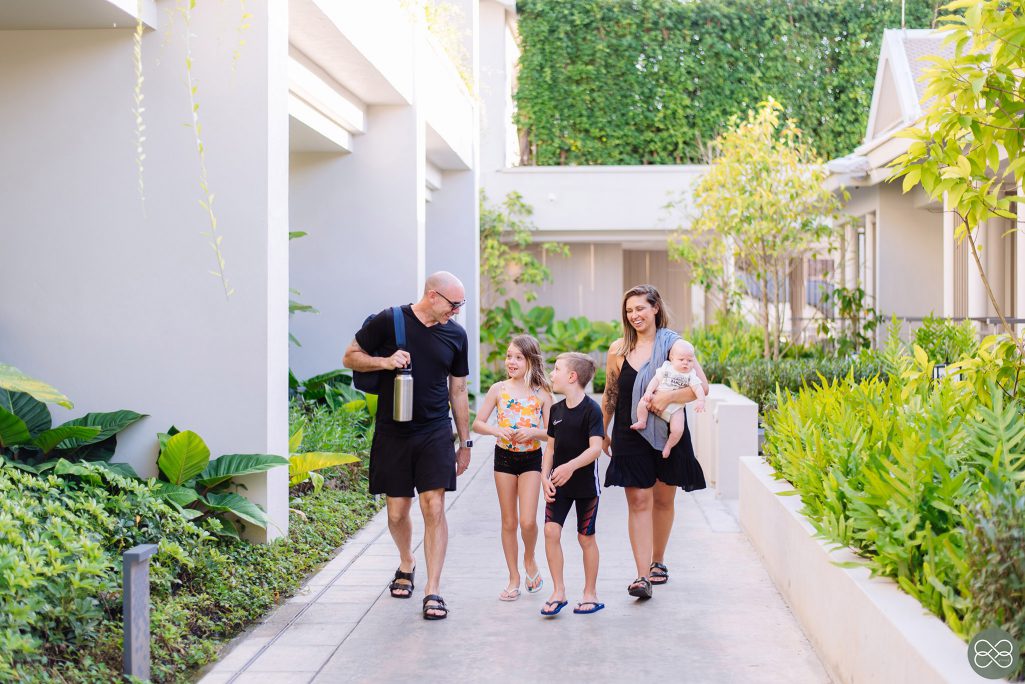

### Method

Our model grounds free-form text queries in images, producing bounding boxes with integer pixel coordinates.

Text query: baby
[630,340,705,458]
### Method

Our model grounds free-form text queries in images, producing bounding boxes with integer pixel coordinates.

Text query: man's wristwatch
[462,439,473,449]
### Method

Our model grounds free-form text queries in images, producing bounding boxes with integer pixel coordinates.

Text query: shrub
[913,315,979,365]
[764,337,1025,642]
[515,0,939,164]
[726,355,886,414]
[966,483,1025,680]
[0,463,209,679]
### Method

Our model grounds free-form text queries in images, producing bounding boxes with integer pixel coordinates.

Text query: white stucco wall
[876,182,944,317]
[0,1,289,541]
[289,104,426,381]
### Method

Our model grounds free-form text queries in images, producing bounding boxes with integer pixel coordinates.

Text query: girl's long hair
[619,284,672,356]
[510,334,552,394]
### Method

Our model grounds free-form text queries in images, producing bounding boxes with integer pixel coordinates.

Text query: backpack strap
[392,306,406,350]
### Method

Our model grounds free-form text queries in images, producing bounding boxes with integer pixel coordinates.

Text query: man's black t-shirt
[354,305,469,435]
[547,396,605,498]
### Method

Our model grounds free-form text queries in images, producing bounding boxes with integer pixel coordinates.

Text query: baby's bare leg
[630,397,649,430]
[661,409,685,458]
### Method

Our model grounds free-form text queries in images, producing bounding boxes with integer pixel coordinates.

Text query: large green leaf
[1,456,38,474]
[196,453,289,489]
[203,492,270,528]
[0,390,51,438]
[0,364,72,408]
[288,427,304,454]
[57,410,146,449]
[53,459,104,485]
[153,481,200,507]
[288,451,360,486]
[158,430,211,485]
[0,405,31,449]
[31,425,102,455]
[93,461,141,480]
[68,435,119,463]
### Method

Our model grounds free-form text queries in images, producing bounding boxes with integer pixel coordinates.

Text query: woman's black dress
[604,358,706,491]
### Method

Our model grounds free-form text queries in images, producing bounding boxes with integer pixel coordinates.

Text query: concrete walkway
[199,437,829,684]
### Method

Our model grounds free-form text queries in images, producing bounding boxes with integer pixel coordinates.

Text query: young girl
[472,334,553,601]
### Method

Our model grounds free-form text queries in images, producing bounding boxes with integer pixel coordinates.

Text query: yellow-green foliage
[765,336,1025,640]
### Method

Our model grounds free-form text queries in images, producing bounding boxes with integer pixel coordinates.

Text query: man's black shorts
[369,425,457,497]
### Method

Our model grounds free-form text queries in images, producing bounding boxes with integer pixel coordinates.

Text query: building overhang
[0,0,157,29]
[289,0,414,106]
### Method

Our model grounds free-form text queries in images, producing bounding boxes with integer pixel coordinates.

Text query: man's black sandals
[422,594,448,620]
[389,567,415,599]
[628,577,653,599]
[649,562,669,585]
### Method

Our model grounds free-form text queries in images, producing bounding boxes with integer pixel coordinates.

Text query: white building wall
[426,169,481,392]
[876,183,944,317]
[0,1,289,540]
[289,104,427,381]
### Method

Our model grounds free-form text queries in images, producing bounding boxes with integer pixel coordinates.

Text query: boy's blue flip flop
[573,601,605,614]
[540,600,568,617]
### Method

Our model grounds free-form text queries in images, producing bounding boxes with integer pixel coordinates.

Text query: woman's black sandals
[649,562,669,585]
[389,566,415,599]
[627,577,653,599]
[422,594,449,620]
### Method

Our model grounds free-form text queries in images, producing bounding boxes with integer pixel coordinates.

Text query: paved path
[199,437,829,684]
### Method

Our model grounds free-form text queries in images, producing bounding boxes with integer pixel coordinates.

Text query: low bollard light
[123,544,159,681]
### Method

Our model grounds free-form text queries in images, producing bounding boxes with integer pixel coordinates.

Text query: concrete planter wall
[739,456,989,684]
[688,384,758,499]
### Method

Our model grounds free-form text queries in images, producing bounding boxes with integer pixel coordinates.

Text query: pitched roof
[864,29,954,146]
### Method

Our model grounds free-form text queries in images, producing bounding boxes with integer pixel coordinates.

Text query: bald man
[342,271,472,621]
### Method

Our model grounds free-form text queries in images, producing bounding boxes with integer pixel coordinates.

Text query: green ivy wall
[515,0,940,165]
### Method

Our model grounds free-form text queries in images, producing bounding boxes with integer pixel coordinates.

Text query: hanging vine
[179,0,233,298]
[132,0,146,213]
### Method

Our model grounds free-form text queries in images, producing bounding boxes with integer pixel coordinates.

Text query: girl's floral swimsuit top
[496,383,543,452]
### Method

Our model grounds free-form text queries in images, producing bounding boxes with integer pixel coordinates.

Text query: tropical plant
[480,190,568,312]
[288,230,319,348]
[816,286,883,356]
[765,336,1025,640]
[541,316,620,357]
[0,461,209,677]
[291,368,379,417]
[288,426,359,493]
[966,481,1025,680]
[669,99,843,359]
[0,364,145,470]
[154,427,288,538]
[890,0,1025,359]
[914,315,979,365]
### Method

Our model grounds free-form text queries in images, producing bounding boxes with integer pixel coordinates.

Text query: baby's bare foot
[630,421,646,431]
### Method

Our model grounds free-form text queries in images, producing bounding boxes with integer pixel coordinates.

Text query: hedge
[515,0,940,164]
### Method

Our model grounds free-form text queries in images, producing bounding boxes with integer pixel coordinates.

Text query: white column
[427,169,480,394]
[479,0,511,174]
[1017,189,1025,334]
[967,219,989,318]
[942,195,956,317]
[289,104,427,380]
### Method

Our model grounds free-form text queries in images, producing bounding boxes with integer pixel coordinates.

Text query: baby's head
[669,340,696,373]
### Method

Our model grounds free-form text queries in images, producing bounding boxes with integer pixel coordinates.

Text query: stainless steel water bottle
[393,366,413,422]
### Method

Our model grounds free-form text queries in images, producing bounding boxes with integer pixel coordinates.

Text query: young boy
[630,340,705,458]
[540,352,606,617]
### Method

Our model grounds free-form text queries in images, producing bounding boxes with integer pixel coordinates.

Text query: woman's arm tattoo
[603,365,619,415]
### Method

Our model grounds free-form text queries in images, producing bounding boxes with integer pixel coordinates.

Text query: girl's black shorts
[493,446,542,476]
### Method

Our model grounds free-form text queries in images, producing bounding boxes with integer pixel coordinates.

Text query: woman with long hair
[601,285,707,599]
